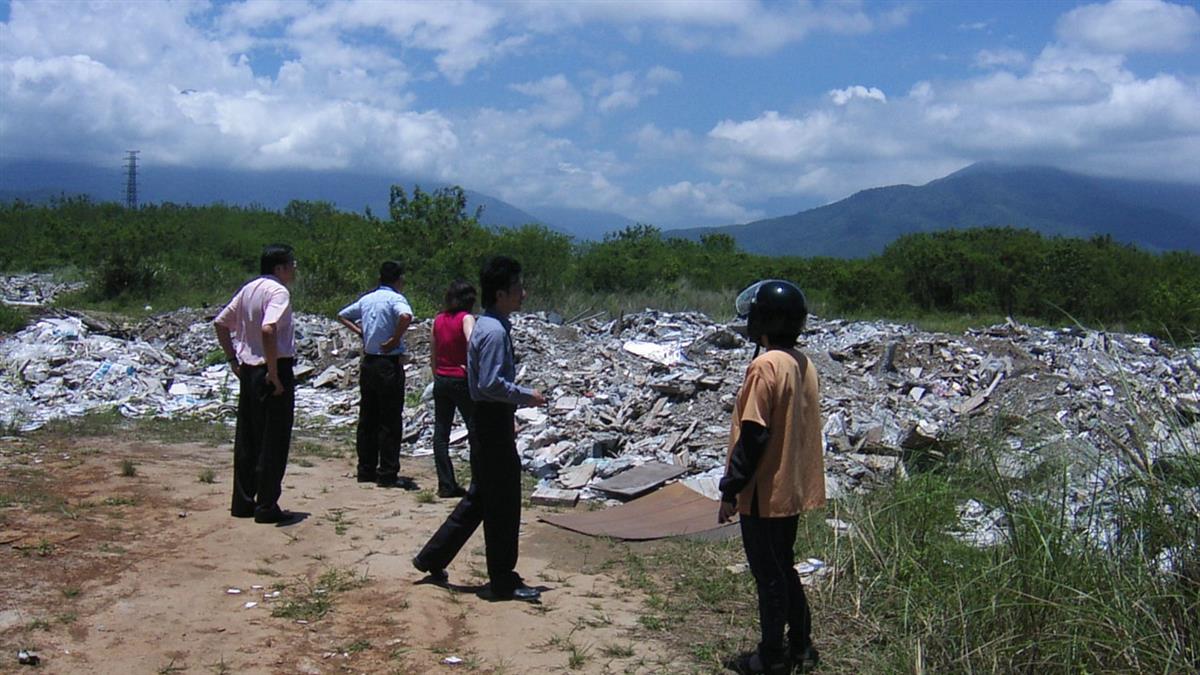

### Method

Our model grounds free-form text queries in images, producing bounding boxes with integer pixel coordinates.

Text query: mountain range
[673,163,1200,256]
[2,159,1197,256]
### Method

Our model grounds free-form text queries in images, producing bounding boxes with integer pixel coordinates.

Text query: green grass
[32,409,229,445]
[198,468,217,484]
[0,302,29,333]
[118,459,137,477]
[613,406,1200,674]
[270,567,368,622]
[292,440,345,460]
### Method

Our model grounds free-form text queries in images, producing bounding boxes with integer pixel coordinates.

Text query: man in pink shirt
[214,244,299,525]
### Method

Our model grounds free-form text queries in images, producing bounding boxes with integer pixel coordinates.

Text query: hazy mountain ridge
[671,163,1200,256]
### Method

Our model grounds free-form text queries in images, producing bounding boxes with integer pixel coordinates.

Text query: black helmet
[735,279,808,343]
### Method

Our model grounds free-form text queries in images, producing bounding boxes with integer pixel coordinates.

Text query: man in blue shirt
[337,260,416,489]
[413,255,547,601]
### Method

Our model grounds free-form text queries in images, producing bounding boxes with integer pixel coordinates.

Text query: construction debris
[1,274,1197,548]
[1,273,85,307]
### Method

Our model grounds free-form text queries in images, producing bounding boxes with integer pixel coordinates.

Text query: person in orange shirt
[719,279,825,675]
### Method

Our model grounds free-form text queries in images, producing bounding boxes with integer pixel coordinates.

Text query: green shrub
[0,303,28,333]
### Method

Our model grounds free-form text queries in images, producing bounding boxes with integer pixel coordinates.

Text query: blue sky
[1,0,1198,228]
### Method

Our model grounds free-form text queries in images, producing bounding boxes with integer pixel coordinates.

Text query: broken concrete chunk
[899,421,940,449]
[530,485,580,507]
[592,461,688,499]
[311,365,345,388]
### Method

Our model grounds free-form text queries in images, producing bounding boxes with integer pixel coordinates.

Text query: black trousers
[231,359,295,518]
[414,401,523,594]
[740,514,813,660]
[432,375,474,493]
[356,355,405,481]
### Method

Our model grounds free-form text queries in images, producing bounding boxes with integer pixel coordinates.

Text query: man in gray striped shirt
[414,256,547,601]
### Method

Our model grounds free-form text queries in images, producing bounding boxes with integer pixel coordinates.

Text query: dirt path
[0,432,680,674]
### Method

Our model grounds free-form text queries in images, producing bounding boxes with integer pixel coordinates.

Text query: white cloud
[510,0,906,56]
[632,123,697,156]
[829,85,887,105]
[974,48,1027,69]
[699,42,1200,205]
[510,74,585,129]
[591,66,682,113]
[645,180,763,224]
[710,111,839,162]
[0,1,455,175]
[1057,0,1200,53]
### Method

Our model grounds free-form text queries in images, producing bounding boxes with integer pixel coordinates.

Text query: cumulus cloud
[701,39,1200,204]
[645,180,763,224]
[0,0,457,175]
[829,85,887,105]
[511,74,585,128]
[1057,0,1200,53]
[1,0,1198,229]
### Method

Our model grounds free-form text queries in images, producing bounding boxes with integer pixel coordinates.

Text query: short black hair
[379,260,405,286]
[479,256,522,309]
[764,332,800,348]
[443,278,477,313]
[260,244,295,276]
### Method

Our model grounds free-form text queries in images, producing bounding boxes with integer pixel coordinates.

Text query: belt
[363,353,402,361]
[243,357,295,367]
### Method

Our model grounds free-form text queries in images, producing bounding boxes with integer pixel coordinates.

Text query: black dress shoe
[485,585,540,602]
[254,508,296,524]
[727,651,790,675]
[377,477,419,490]
[791,645,819,673]
[412,556,448,583]
[231,509,255,519]
[356,473,377,483]
[437,486,467,499]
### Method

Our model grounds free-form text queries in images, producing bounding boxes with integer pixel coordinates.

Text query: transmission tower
[124,150,140,209]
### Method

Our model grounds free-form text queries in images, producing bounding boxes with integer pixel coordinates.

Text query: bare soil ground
[0,427,685,674]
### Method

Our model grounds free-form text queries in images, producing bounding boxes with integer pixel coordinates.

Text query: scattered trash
[2,275,1196,550]
[795,558,826,576]
[442,655,464,665]
[243,601,258,609]
[17,649,40,666]
[225,588,242,595]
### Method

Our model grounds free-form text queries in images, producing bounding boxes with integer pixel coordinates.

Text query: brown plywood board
[540,482,729,541]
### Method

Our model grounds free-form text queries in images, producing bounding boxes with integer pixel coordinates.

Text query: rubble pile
[2,280,1197,546]
[0,273,86,307]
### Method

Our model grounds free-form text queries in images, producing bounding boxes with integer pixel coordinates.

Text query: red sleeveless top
[433,311,469,378]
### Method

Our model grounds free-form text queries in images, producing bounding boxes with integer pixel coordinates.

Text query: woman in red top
[429,279,477,498]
